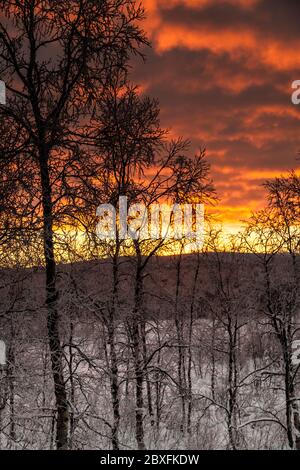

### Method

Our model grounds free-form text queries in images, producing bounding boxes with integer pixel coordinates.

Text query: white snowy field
[0,252,298,449]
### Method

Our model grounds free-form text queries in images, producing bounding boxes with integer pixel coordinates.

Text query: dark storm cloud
[161,0,300,41]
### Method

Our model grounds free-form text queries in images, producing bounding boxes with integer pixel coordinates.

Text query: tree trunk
[141,319,154,426]
[106,247,121,450]
[7,319,16,447]
[39,150,69,450]
[174,252,187,434]
[187,253,200,435]
[131,261,146,449]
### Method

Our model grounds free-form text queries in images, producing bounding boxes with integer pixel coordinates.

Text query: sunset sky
[133,0,300,233]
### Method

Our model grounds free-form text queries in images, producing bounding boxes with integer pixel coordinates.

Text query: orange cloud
[135,0,300,234]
